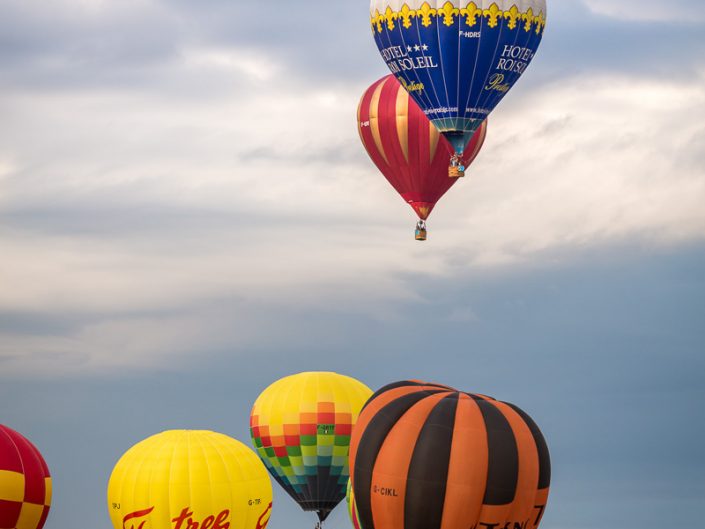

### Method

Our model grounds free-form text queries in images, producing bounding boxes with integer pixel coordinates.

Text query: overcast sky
[1,1,704,529]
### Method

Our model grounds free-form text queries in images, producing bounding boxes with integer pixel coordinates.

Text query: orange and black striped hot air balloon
[349,381,550,529]
[357,75,487,240]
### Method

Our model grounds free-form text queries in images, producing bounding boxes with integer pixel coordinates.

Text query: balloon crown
[371,2,547,36]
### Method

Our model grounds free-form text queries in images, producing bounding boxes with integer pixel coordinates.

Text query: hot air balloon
[250,372,372,528]
[358,75,487,240]
[346,479,362,529]
[0,425,52,529]
[107,430,272,529]
[369,0,547,168]
[349,381,551,529]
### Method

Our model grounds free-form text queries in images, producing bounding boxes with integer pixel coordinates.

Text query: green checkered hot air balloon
[250,372,372,527]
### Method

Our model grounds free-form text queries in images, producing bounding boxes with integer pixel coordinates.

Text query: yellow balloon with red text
[107,430,272,529]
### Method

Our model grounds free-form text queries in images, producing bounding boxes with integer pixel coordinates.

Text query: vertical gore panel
[369,78,390,165]
[438,395,488,529]
[504,403,551,489]
[474,398,519,505]
[428,122,440,165]
[404,394,459,529]
[370,392,449,529]
[354,391,444,529]
[395,86,409,163]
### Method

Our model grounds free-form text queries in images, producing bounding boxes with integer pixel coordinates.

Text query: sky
[0,1,704,528]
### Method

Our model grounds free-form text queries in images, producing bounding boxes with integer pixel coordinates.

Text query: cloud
[582,0,705,22]
[2,65,704,375]
[1,0,705,377]
[0,0,382,93]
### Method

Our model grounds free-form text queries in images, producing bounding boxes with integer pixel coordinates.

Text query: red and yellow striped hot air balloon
[0,425,52,529]
[349,381,551,529]
[357,75,487,240]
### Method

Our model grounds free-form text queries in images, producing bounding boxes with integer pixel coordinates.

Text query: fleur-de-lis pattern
[504,5,521,30]
[482,3,503,27]
[534,10,546,34]
[384,6,398,30]
[371,9,384,33]
[439,2,460,26]
[417,2,437,27]
[370,1,547,35]
[460,2,482,26]
[522,7,534,32]
[400,4,415,28]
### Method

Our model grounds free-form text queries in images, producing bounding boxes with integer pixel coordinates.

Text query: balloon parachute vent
[415,220,427,241]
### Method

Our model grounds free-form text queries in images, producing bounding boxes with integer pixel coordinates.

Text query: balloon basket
[415,220,427,241]
[448,165,464,178]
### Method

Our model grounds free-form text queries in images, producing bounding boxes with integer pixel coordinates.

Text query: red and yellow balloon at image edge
[0,425,52,529]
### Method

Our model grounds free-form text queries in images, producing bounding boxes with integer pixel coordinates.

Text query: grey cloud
[0,2,183,87]
[0,311,81,335]
[519,1,705,84]
[0,0,382,92]
[7,0,704,97]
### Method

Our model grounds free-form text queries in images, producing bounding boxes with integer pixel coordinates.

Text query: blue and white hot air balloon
[370,0,547,164]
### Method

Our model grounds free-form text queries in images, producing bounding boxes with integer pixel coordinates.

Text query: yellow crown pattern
[371,2,546,35]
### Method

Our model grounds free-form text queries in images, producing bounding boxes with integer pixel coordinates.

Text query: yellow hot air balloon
[250,372,372,527]
[107,430,273,529]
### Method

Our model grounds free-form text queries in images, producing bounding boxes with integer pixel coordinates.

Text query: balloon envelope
[107,430,272,529]
[358,75,487,220]
[349,381,551,529]
[370,0,547,154]
[346,478,362,529]
[250,372,372,522]
[0,425,51,529]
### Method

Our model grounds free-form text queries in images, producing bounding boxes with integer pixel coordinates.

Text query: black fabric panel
[504,402,551,489]
[363,381,453,411]
[281,465,344,516]
[462,391,496,401]
[473,397,519,505]
[404,394,459,529]
[354,390,444,529]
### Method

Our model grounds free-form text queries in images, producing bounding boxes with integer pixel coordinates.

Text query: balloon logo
[358,74,487,238]
[0,425,52,529]
[370,1,547,158]
[107,430,272,529]
[250,372,372,525]
[349,381,551,529]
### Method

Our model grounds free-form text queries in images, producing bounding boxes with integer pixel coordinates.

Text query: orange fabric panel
[370,392,448,529]
[531,488,550,528]
[350,385,452,474]
[491,400,540,527]
[439,394,488,529]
